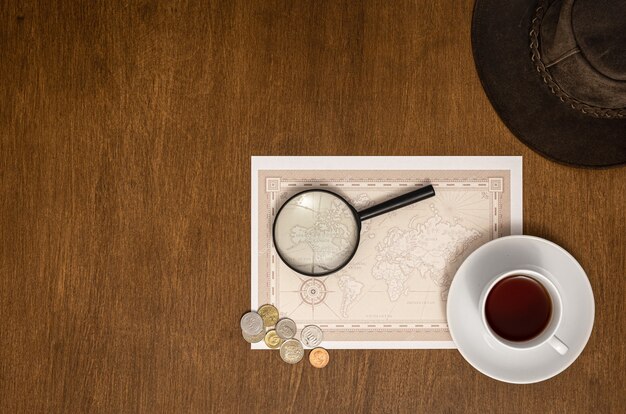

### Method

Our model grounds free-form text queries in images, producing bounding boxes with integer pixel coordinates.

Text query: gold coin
[309,347,329,368]
[258,304,279,327]
[264,329,283,349]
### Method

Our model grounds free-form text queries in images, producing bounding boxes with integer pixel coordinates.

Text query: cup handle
[548,335,568,355]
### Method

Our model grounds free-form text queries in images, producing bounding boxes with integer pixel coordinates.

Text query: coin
[309,347,329,368]
[258,304,279,327]
[280,339,304,364]
[242,329,266,343]
[276,318,297,339]
[264,329,283,349]
[240,311,264,336]
[300,325,323,347]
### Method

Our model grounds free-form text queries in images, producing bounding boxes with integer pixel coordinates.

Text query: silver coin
[300,325,323,347]
[240,311,264,336]
[279,339,304,364]
[242,329,265,343]
[276,318,297,339]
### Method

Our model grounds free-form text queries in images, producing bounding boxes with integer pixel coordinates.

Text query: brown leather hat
[472,0,626,168]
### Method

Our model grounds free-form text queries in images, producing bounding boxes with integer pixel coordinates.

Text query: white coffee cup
[479,269,568,355]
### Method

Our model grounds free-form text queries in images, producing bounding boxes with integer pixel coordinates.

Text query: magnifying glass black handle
[358,185,436,221]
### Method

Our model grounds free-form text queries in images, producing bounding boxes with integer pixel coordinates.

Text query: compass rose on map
[300,279,328,305]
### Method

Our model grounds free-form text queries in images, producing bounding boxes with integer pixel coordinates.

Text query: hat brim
[472,0,626,168]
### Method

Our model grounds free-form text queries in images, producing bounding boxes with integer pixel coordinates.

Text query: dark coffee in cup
[485,275,552,342]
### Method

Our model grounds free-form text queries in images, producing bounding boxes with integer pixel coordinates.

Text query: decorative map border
[264,178,504,332]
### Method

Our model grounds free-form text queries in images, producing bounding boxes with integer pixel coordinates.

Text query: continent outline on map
[372,206,482,302]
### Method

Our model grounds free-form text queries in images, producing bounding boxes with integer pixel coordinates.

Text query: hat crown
[538,0,626,110]
[573,0,626,80]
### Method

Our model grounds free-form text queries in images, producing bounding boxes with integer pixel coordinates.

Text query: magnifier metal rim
[272,189,361,277]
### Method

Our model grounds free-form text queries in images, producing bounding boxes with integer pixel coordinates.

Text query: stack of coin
[240,311,264,343]
[240,304,282,348]
[240,304,330,368]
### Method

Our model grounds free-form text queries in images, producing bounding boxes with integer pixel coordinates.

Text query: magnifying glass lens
[273,191,360,276]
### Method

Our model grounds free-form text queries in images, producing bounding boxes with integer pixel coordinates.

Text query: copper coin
[309,347,329,368]
[264,329,283,349]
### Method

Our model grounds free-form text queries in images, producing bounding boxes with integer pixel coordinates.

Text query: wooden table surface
[1,1,624,412]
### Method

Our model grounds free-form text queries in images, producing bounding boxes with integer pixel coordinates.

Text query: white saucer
[447,235,594,384]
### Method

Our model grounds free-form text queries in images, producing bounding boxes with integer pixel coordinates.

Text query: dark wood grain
[1,1,624,412]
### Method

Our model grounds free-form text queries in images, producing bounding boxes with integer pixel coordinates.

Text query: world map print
[253,162,520,347]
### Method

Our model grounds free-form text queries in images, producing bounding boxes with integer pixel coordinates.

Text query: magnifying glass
[273,185,435,277]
